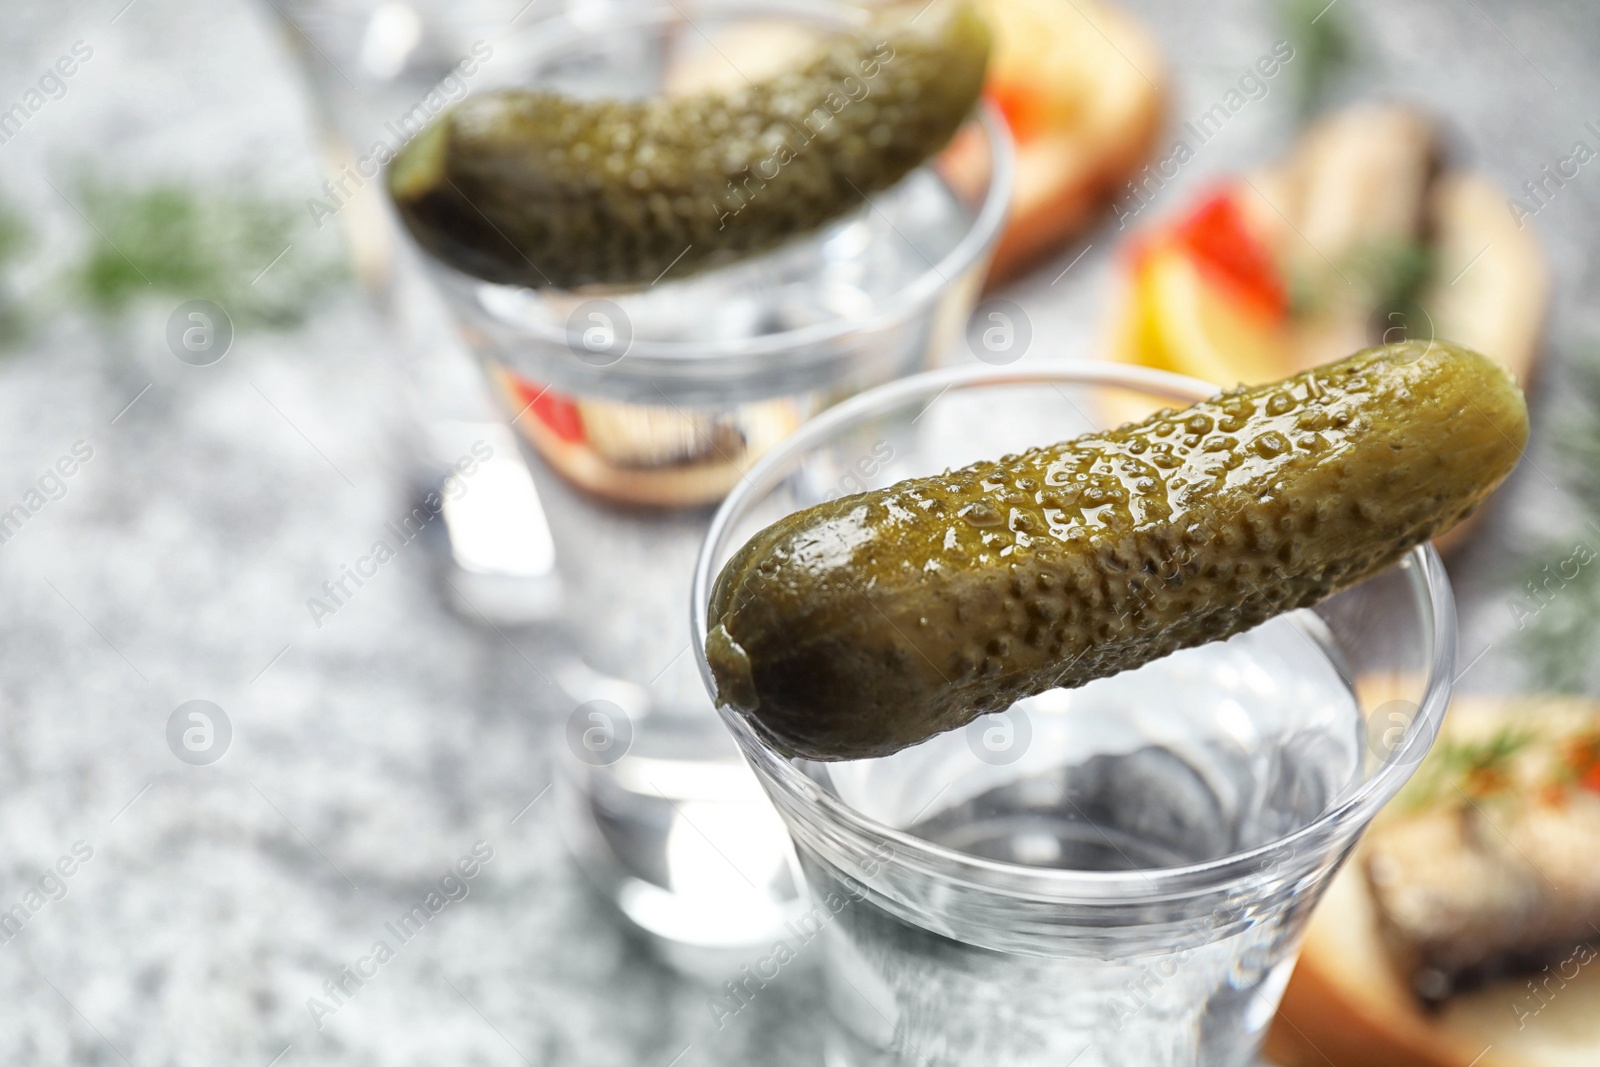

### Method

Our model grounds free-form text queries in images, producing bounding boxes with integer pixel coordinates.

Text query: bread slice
[1106,105,1546,554]
[1267,699,1600,1067]
[489,365,803,508]
[1234,106,1545,388]
[982,0,1165,284]
[1416,172,1548,390]
[661,0,1167,286]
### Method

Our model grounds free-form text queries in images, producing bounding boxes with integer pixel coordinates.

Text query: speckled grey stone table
[0,0,1595,1064]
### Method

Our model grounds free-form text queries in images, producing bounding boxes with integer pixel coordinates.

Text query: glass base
[557,694,804,976]
[691,364,1454,1067]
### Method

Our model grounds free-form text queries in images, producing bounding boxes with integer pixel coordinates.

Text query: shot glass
[691,362,1456,1065]
[278,0,1014,961]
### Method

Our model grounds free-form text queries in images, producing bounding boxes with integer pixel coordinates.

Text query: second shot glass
[692,362,1455,1064]
[407,0,1015,965]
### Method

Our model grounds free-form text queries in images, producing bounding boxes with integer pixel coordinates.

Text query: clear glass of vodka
[276,0,1015,965]
[691,362,1456,1066]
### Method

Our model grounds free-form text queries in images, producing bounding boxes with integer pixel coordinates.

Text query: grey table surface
[0,0,1595,1064]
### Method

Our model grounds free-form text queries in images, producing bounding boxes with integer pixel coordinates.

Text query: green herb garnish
[1355,240,1435,344]
[73,180,345,328]
[1403,727,1536,811]
[1282,0,1358,118]
[0,198,31,346]
[1509,343,1600,694]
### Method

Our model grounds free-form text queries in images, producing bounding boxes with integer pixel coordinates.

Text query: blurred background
[0,0,1595,1064]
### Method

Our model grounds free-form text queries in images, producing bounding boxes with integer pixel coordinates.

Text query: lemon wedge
[1120,247,1287,387]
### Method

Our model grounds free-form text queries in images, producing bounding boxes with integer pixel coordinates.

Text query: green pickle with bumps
[388,2,991,290]
[707,342,1529,761]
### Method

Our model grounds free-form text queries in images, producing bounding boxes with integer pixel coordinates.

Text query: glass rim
[421,0,1016,367]
[690,360,1458,902]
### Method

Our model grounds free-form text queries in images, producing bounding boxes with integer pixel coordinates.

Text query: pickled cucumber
[707,341,1528,761]
[388,3,990,290]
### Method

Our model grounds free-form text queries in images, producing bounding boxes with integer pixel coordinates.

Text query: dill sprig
[1281,0,1359,119]
[73,180,345,329]
[1508,344,1600,693]
[1283,240,1435,339]
[1402,727,1536,811]
[1350,239,1435,342]
[0,203,27,263]
[0,199,30,346]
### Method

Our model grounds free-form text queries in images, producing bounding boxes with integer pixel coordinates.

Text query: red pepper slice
[985,82,1052,144]
[1170,191,1288,320]
[504,372,585,444]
